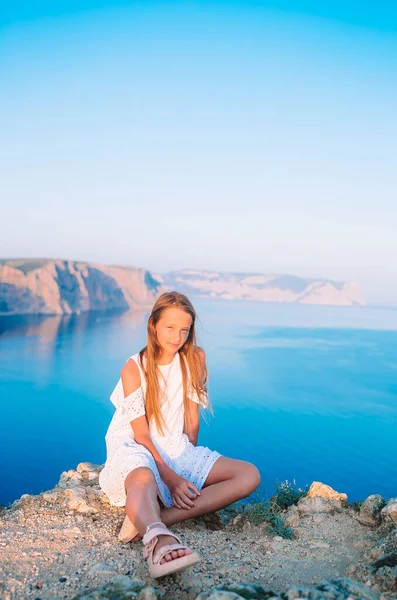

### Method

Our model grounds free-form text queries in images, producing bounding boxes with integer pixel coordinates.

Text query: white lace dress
[99,351,222,507]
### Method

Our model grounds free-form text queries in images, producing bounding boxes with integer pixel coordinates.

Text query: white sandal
[118,514,141,543]
[142,521,200,578]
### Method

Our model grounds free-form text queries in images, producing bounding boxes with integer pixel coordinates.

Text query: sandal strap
[145,521,164,534]
[153,542,190,565]
[143,528,183,562]
[143,536,158,560]
[143,525,174,546]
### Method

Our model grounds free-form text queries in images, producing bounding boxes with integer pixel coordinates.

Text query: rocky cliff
[0,260,366,315]
[1,465,396,600]
[157,270,365,307]
[0,259,163,315]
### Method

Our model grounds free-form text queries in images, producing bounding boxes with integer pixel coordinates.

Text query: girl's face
[155,307,193,354]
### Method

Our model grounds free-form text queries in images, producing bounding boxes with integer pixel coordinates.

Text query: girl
[99,291,260,578]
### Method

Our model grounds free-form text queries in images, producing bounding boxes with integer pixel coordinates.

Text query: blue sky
[1,1,396,304]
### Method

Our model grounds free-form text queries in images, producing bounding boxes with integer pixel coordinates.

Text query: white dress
[99,350,222,507]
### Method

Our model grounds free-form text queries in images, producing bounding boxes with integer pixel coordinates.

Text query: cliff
[0,260,366,315]
[0,259,163,315]
[0,465,396,600]
[157,270,366,307]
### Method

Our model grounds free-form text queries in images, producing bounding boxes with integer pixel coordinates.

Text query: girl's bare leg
[124,467,191,563]
[160,458,260,528]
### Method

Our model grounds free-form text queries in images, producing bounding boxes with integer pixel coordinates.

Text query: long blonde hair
[138,291,213,436]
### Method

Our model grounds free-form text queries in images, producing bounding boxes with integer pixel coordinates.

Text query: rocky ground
[0,463,396,600]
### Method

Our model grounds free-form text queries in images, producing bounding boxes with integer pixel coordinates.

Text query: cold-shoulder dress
[99,350,222,507]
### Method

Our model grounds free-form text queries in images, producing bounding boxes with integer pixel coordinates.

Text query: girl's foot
[154,533,192,564]
[142,523,200,578]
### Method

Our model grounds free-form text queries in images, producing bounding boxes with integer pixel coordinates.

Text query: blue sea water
[0,299,396,507]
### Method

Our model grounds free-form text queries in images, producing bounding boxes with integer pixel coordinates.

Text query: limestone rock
[284,505,300,528]
[201,578,382,600]
[347,562,397,595]
[58,469,84,489]
[229,514,248,532]
[381,498,397,528]
[286,577,379,599]
[367,529,397,562]
[40,463,110,513]
[138,587,159,600]
[307,482,347,503]
[77,462,102,474]
[373,565,397,594]
[41,491,60,504]
[297,482,347,515]
[64,487,99,514]
[297,496,340,515]
[201,511,224,531]
[357,495,386,527]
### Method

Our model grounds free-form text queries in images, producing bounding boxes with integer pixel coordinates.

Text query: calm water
[1,300,396,507]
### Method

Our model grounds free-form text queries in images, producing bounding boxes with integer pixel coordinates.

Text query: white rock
[42,492,59,504]
[76,462,102,474]
[19,494,32,501]
[381,498,397,527]
[297,496,340,515]
[63,487,98,514]
[357,494,386,527]
[307,481,347,503]
[138,587,158,600]
[57,470,82,489]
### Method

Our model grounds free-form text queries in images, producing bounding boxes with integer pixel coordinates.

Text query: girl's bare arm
[184,347,206,445]
[184,402,199,445]
[120,359,200,508]
[120,360,174,482]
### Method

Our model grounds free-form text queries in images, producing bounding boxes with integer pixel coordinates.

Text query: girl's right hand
[164,470,201,509]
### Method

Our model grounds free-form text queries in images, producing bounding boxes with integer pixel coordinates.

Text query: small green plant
[348,500,363,512]
[273,479,308,509]
[245,479,308,539]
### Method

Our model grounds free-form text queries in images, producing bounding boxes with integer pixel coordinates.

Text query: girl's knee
[125,467,155,490]
[240,462,261,495]
[249,463,261,489]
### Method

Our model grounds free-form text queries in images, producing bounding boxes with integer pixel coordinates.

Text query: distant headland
[0,259,365,315]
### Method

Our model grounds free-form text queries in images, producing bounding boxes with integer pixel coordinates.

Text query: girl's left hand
[165,471,201,509]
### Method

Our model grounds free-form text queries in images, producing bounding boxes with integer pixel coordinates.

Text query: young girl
[99,291,260,578]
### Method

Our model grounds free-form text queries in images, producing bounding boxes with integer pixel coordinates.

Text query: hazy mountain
[155,269,365,307]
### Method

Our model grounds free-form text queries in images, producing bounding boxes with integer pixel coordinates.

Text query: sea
[0,299,396,507]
